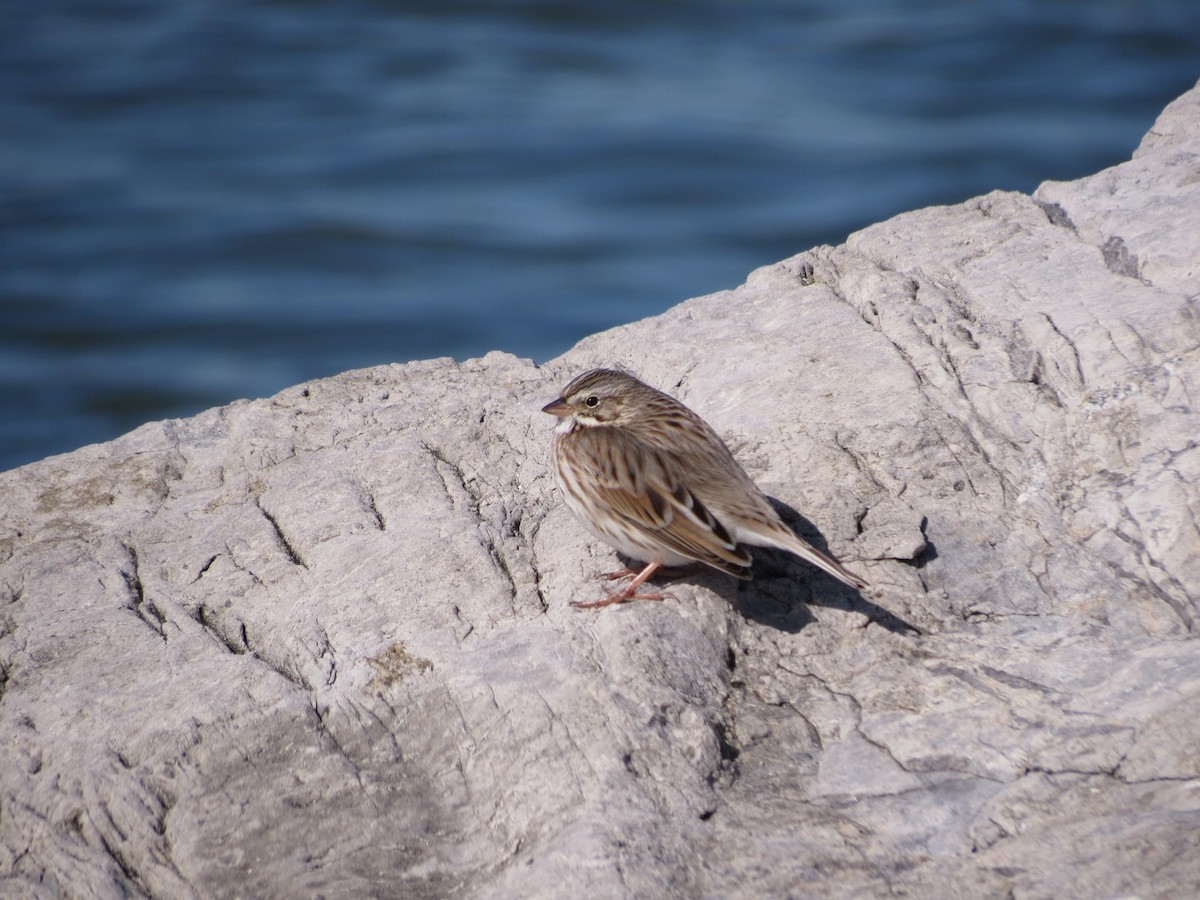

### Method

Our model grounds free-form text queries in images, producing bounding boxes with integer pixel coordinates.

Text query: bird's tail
[758,525,868,590]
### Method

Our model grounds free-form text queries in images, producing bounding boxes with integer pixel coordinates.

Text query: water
[1,0,1197,472]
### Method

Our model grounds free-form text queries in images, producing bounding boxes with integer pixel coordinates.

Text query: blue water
[1,1,1197,472]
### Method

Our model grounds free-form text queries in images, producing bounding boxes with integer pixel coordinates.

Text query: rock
[2,84,1199,898]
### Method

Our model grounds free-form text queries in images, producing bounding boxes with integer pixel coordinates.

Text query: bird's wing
[579,428,753,578]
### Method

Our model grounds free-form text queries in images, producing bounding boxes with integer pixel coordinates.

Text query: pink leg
[602,563,691,581]
[571,561,676,609]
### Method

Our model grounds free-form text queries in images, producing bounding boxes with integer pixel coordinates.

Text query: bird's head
[542,368,644,430]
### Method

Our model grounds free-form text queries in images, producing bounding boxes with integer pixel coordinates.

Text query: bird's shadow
[638,497,919,636]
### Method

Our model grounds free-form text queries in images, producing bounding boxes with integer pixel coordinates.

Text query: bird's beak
[542,398,571,417]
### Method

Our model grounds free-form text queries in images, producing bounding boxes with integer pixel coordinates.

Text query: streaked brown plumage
[542,368,867,608]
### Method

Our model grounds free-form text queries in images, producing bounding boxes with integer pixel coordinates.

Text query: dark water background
[2,1,1197,472]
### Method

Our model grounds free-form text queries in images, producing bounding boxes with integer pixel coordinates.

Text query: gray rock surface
[3,83,1199,898]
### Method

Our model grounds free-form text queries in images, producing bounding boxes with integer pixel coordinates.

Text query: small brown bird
[542,368,867,608]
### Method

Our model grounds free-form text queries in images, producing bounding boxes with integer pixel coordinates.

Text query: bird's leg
[572,561,676,609]
[602,563,690,581]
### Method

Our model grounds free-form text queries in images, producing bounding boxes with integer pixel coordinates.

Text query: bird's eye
[585,395,599,408]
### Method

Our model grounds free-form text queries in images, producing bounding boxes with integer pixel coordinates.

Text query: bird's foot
[569,588,673,609]
[572,561,677,609]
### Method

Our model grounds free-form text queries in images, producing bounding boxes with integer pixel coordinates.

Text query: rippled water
[2,0,1197,471]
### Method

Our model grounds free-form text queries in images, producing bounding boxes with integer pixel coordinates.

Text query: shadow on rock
[728,552,918,636]
[724,497,920,636]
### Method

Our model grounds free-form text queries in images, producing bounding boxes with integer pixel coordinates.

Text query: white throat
[555,414,601,434]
